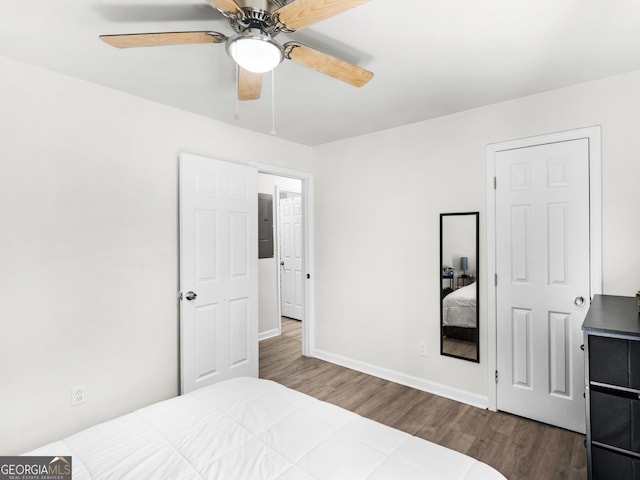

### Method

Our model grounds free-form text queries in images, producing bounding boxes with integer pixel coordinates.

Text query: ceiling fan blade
[207,0,243,15]
[284,42,373,87]
[100,31,226,49]
[275,0,370,31]
[238,68,262,101]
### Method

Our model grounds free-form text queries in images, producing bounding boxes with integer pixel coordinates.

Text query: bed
[25,377,505,479]
[442,282,477,329]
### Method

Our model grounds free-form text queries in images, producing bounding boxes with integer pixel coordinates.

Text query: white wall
[312,70,640,402]
[0,55,312,454]
[257,174,302,338]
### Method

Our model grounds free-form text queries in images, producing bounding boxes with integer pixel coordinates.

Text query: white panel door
[496,139,590,433]
[280,195,303,320]
[179,153,258,394]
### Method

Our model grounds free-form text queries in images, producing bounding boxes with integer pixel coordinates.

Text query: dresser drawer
[591,390,640,453]
[590,336,640,388]
[592,446,640,480]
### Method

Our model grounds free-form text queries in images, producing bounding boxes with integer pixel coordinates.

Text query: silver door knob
[574,296,585,306]
[185,291,197,301]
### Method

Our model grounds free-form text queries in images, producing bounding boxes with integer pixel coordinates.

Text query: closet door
[495,138,590,433]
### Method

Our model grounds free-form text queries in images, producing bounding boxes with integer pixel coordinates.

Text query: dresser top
[582,294,640,337]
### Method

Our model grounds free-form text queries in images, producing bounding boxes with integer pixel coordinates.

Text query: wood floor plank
[260,318,587,480]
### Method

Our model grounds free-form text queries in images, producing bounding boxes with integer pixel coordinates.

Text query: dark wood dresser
[583,294,640,480]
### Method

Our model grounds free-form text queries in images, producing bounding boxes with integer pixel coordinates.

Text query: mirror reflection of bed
[442,281,477,359]
[440,212,479,362]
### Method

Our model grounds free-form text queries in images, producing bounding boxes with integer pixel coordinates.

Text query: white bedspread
[26,377,505,480]
[443,282,477,328]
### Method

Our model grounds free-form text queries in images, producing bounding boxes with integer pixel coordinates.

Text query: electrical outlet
[71,385,86,406]
[419,343,427,357]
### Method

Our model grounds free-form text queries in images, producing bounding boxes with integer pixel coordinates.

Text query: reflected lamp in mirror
[460,257,468,275]
[440,212,479,362]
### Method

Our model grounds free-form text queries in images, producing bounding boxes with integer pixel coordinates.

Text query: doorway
[486,127,602,432]
[178,156,313,394]
[256,169,310,357]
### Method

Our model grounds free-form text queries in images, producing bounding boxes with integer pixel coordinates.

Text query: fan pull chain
[270,69,277,136]
[234,64,240,121]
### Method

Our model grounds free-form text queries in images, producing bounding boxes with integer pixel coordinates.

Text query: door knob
[185,291,197,301]
[574,296,585,307]
[280,261,285,266]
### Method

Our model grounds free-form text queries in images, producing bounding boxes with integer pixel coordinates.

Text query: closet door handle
[185,291,197,301]
[574,296,585,307]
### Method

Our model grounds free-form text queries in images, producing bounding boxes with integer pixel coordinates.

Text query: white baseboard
[258,328,280,342]
[313,349,489,410]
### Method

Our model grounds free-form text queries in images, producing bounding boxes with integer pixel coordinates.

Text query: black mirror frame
[440,212,480,362]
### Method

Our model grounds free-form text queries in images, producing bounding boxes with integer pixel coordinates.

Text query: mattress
[26,377,506,480]
[443,282,477,328]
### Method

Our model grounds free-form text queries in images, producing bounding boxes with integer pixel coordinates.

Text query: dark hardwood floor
[259,318,587,480]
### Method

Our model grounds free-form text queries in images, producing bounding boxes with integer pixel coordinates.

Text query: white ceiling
[1,0,640,145]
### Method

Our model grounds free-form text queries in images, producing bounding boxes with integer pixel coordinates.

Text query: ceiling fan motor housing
[229,6,290,37]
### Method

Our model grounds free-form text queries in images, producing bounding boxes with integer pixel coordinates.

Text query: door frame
[485,126,602,411]
[251,162,314,357]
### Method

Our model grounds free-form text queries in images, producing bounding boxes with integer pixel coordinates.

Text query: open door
[279,193,303,320]
[179,153,258,394]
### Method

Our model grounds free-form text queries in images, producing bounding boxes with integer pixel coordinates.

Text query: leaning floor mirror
[440,212,479,362]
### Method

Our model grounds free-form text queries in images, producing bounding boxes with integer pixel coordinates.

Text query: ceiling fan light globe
[227,35,283,74]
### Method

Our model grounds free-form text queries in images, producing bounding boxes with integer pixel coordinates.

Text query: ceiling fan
[100,0,374,101]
